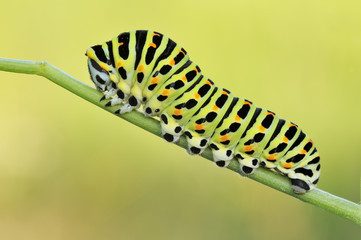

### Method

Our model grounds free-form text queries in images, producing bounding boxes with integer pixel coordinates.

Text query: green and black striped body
[86,30,321,194]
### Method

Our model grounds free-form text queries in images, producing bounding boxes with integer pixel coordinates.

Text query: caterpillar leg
[98,81,119,105]
[104,87,118,101]
[183,131,208,155]
[159,113,183,143]
[103,86,126,109]
[114,104,133,114]
[235,154,260,175]
[209,142,233,167]
[102,74,121,100]
[239,164,256,175]
[290,179,311,194]
[212,154,232,168]
[105,96,122,107]
[114,95,141,114]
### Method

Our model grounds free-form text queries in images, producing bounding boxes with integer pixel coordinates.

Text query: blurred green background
[1,0,361,239]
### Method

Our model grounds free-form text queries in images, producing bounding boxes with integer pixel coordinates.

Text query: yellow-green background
[1,0,360,239]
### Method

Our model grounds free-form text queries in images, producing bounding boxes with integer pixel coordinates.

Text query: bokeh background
[1,0,361,239]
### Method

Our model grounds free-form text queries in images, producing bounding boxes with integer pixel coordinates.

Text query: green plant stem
[1,57,360,225]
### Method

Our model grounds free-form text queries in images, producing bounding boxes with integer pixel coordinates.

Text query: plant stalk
[1,57,360,225]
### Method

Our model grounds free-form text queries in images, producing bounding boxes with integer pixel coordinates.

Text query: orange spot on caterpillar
[301,150,307,154]
[283,136,289,143]
[245,146,253,151]
[194,93,200,99]
[151,77,158,84]
[195,124,203,130]
[119,42,124,46]
[244,101,252,106]
[205,81,212,85]
[258,126,266,132]
[162,89,170,95]
[194,68,199,73]
[283,163,293,169]
[99,63,108,71]
[138,65,144,72]
[170,59,175,66]
[212,105,219,111]
[222,91,229,95]
[220,135,228,141]
[267,154,276,160]
[149,42,156,48]
[153,33,160,37]
[182,76,187,82]
[180,50,186,55]
[117,61,122,67]
[174,109,181,115]
[268,112,275,117]
[235,115,241,121]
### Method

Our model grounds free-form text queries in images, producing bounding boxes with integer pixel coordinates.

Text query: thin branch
[1,57,360,225]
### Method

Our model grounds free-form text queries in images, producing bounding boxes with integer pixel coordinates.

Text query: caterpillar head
[85,45,117,91]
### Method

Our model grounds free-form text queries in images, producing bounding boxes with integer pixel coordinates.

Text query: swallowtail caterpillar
[85,30,321,194]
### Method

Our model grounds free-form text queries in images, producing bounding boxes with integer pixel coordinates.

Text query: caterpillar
[85,30,321,194]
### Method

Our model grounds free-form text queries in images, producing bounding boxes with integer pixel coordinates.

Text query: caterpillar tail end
[291,179,312,194]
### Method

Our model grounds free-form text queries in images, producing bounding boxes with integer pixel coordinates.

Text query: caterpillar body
[86,30,321,194]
